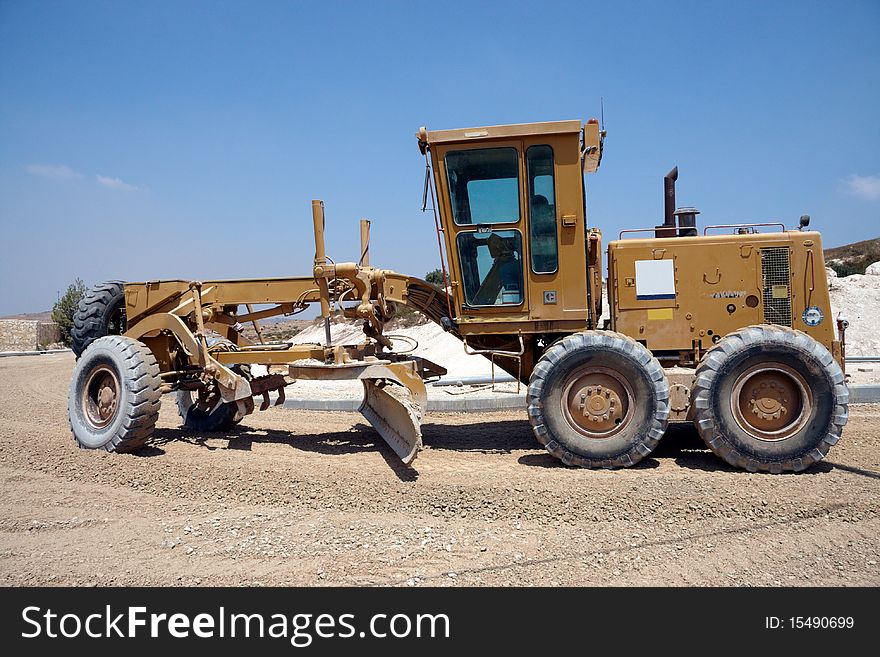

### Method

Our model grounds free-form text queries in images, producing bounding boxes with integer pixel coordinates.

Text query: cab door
[433,141,529,322]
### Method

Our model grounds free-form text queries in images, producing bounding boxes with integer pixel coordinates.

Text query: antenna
[600,97,605,131]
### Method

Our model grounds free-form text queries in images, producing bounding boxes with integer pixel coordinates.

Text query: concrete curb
[3,347,877,407]
[427,394,525,412]
[849,385,880,404]
[282,394,527,413]
[283,385,880,412]
[0,348,71,358]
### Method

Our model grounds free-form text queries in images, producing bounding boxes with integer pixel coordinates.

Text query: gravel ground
[1,353,878,587]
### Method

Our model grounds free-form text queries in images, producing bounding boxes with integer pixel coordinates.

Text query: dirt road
[1,353,878,586]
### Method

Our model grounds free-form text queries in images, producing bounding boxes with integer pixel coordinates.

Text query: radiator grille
[761,247,792,326]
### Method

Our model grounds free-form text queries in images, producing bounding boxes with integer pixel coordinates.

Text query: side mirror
[799,214,811,230]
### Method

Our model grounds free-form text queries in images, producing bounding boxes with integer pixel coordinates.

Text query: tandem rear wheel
[527,331,670,468]
[691,325,848,473]
[526,326,846,473]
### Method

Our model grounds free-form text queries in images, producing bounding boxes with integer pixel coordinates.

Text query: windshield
[444,148,520,225]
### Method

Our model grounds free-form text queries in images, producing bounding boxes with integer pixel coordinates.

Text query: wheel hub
[563,369,632,438]
[578,383,624,430]
[732,364,810,441]
[83,365,121,429]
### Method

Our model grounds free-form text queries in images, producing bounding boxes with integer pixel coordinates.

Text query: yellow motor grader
[68,118,848,472]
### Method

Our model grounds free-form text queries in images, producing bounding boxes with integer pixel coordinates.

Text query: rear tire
[691,325,847,473]
[68,336,161,452]
[71,281,127,358]
[527,331,670,468]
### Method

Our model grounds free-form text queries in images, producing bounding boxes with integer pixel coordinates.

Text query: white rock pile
[828,261,880,357]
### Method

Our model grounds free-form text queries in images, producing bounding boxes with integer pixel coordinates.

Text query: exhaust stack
[656,166,679,238]
[664,166,678,228]
[655,167,698,238]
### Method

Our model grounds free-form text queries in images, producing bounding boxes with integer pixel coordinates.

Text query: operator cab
[417,120,605,333]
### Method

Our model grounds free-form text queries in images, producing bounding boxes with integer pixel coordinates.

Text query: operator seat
[472,233,522,305]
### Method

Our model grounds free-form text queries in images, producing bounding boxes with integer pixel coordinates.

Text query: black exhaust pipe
[664,166,678,227]
[655,166,678,238]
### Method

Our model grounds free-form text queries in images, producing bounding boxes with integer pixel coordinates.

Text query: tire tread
[71,281,126,358]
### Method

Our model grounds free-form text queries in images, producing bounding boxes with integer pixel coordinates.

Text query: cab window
[456,230,524,306]
[527,145,557,273]
[445,148,520,225]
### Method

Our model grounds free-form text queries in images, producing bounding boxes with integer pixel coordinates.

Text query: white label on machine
[635,259,676,300]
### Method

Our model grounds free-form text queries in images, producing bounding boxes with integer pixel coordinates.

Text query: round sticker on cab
[802,306,824,327]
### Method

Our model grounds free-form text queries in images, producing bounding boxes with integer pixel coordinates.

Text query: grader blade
[289,360,427,465]
[360,379,423,464]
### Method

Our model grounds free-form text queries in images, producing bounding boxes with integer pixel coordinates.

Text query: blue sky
[1,0,878,315]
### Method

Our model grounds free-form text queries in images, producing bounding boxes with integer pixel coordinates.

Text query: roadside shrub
[52,278,87,346]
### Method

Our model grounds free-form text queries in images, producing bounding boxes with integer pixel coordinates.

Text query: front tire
[691,325,847,473]
[68,336,161,452]
[527,331,670,468]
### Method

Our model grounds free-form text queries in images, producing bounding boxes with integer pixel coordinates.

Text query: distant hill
[824,237,880,277]
[0,310,53,322]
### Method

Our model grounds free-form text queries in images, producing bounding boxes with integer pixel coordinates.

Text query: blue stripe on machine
[636,294,677,300]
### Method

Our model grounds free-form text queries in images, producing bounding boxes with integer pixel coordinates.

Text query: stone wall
[37,322,60,348]
[0,320,61,352]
